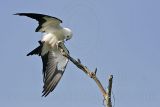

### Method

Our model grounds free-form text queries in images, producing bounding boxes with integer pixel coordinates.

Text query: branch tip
[94,68,97,75]
[77,58,81,63]
[109,75,113,79]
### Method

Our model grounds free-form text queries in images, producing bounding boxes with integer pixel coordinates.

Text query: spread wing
[41,46,69,97]
[14,13,62,33]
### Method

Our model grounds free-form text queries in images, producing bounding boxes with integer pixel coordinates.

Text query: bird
[14,13,73,97]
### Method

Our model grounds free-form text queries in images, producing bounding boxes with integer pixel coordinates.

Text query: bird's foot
[56,41,66,56]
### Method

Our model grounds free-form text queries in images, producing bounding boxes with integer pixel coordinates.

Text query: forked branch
[58,42,113,107]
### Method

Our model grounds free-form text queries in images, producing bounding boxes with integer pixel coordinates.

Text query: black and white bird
[14,13,73,97]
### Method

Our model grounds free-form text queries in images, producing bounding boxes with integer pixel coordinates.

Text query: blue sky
[0,0,160,107]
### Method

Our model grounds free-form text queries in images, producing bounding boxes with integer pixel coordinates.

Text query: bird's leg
[56,41,63,49]
[56,41,66,56]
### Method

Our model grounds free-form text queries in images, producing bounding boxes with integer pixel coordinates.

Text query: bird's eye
[67,35,69,38]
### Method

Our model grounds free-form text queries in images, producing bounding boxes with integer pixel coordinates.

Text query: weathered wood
[58,42,113,107]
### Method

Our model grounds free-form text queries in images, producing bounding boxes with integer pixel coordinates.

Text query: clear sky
[0,0,160,107]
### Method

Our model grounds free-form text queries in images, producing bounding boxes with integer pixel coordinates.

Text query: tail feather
[27,41,43,56]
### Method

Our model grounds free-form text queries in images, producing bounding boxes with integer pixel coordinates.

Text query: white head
[63,28,73,41]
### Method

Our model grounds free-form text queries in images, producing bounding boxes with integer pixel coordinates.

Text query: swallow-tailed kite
[14,13,72,97]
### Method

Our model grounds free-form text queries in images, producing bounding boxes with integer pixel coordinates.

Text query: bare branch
[106,75,113,107]
[58,42,113,107]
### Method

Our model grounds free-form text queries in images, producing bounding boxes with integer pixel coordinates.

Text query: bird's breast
[41,32,64,48]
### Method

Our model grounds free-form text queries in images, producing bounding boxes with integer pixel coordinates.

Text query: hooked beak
[66,38,69,41]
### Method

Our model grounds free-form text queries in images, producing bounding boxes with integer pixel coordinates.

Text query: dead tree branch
[106,75,113,107]
[58,42,113,107]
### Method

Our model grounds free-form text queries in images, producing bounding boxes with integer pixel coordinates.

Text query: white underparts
[41,33,63,56]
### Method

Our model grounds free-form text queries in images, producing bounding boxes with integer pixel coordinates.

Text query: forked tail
[27,41,43,56]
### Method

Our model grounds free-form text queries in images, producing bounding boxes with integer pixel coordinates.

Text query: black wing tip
[41,94,47,97]
[42,94,48,97]
[41,83,52,97]
[42,90,50,97]
[26,53,33,56]
[13,13,38,16]
[13,13,18,15]
[26,54,30,56]
[13,13,35,17]
[13,13,25,16]
[13,13,63,23]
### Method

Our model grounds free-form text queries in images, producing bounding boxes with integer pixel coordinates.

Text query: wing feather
[14,13,62,32]
[41,49,68,97]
